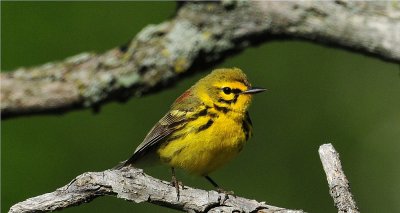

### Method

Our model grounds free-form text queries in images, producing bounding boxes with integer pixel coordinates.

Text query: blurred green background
[2,2,400,213]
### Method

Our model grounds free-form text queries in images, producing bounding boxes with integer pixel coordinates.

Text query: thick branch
[319,144,359,213]
[8,167,304,213]
[2,1,399,119]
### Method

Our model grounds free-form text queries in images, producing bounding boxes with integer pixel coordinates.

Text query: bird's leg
[170,167,182,198]
[205,175,234,195]
[205,175,219,188]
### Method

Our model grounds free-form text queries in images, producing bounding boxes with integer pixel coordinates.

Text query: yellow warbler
[116,68,266,195]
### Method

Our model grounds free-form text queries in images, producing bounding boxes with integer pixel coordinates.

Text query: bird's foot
[170,177,184,198]
[216,187,235,196]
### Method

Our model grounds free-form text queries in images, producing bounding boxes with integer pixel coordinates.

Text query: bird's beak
[241,87,267,94]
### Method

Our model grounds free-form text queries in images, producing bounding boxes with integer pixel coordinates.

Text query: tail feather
[113,151,159,170]
[112,154,139,170]
[112,160,129,170]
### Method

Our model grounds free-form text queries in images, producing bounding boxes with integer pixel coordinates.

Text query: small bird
[116,68,266,195]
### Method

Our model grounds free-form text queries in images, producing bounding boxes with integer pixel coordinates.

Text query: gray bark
[8,167,304,213]
[8,144,358,213]
[319,144,360,213]
[1,1,399,119]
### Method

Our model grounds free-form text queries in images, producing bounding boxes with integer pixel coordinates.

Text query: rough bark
[319,144,359,213]
[8,167,304,213]
[9,144,359,213]
[1,1,399,119]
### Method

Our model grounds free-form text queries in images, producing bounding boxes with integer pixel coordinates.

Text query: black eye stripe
[232,89,242,94]
[222,87,242,95]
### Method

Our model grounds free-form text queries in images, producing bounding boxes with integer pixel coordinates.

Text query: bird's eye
[222,87,232,95]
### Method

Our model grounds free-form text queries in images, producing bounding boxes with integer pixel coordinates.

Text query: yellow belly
[157,114,247,176]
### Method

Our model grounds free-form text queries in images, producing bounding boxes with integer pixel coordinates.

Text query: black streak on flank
[245,111,253,126]
[242,117,251,141]
[197,119,214,132]
[208,112,218,118]
[193,107,208,118]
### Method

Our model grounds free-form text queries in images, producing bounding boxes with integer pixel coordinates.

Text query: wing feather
[115,88,203,168]
[122,111,188,166]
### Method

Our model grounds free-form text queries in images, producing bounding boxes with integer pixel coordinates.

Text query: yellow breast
[157,110,249,176]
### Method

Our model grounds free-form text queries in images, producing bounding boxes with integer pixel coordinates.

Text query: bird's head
[194,68,266,113]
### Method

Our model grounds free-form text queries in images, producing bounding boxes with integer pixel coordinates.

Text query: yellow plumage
[158,105,250,175]
[118,68,265,193]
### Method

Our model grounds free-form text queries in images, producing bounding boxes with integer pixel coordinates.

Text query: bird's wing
[133,111,188,159]
[120,89,203,167]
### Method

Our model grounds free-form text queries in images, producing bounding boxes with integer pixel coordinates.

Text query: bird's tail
[112,153,140,170]
[112,160,129,170]
[113,151,158,170]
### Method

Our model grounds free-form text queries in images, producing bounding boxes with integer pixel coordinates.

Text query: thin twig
[319,143,360,213]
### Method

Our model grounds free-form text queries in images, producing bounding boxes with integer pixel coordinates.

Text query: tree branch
[1,1,399,119]
[9,144,360,212]
[319,143,359,213]
[8,167,304,213]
